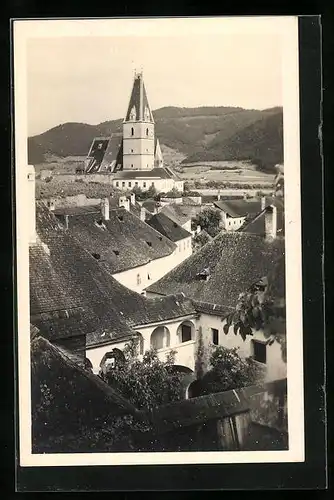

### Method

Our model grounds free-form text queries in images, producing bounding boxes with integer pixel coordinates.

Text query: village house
[160,203,203,234]
[29,165,200,376]
[213,196,285,233]
[147,211,192,260]
[146,203,286,383]
[51,195,191,294]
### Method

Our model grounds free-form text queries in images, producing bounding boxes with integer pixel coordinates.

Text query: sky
[27,33,282,136]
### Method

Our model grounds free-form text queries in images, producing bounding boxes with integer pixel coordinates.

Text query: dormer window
[117,215,124,221]
[92,253,101,260]
[146,128,149,136]
[129,106,136,121]
[146,241,152,247]
[196,267,211,281]
[113,249,120,256]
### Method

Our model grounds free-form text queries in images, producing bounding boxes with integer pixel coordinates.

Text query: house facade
[146,205,287,383]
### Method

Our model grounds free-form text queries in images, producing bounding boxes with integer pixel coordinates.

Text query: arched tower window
[131,127,134,136]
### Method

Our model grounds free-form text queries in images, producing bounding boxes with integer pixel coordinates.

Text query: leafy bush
[101,338,185,411]
[193,207,221,237]
[199,346,263,395]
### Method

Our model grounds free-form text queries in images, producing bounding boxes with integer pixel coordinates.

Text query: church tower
[123,72,155,171]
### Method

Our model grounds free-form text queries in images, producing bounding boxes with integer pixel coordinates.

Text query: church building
[84,71,183,193]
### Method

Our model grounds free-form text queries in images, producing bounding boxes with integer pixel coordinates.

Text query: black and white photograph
[13,17,304,467]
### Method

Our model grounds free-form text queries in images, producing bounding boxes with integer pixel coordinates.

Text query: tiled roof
[31,203,196,345]
[213,199,262,218]
[54,208,176,274]
[145,388,250,434]
[239,198,285,236]
[30,203,134,341]
[146,230,285,311]
[141,199,158,214]
[113,167,176,180]
[32,335,138,413]
[31,335,142,452]
[160,204,202,227]
[125,73,154,123]
[147,212,191,242]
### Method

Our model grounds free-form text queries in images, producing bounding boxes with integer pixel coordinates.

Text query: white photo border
[14,16,304,467]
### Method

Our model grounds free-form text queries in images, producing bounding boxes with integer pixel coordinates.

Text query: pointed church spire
[125,72,154,123]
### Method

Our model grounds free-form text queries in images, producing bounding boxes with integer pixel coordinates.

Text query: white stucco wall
[86,311,286,381]
[86,316,198,373]
[86,339,129,374]
[197,313,287,382]
[113,177,182,194]
[112,239,192,294]
[219,211,246,231]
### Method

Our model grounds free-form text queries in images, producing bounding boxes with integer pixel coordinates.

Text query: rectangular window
[212,328,219,345]
[143,182,146,188]
[152,182,155,187]
[122,181,125,187]
[116,181,119,187]
[136,274,141,286]
[135,182,138,186]
[128,182,132,187]
[252,340,267,364]
[181,325,192,343]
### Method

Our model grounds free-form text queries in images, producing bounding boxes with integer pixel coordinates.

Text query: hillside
[28,106,283,170]
[183,111,284,171]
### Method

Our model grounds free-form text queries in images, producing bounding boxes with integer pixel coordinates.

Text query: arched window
[99,349,125,374]
[150,326,170,350]
[131,127,134,136]
[177,320,195,343]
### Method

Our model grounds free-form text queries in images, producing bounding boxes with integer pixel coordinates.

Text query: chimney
[140,207,146,222]
[101,197,110,220]
[64,215,69,230]
[47,198,56,211]
[119,196,130,212]
[265,205,277,240]
[217,190,221,201]
[27,165,36,244]
[130,192,136,205]
[261,196,266,210]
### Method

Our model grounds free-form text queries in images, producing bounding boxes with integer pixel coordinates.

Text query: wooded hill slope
[28,106,283,172]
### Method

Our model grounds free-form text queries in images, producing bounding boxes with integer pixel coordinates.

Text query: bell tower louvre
[123,71,156,171]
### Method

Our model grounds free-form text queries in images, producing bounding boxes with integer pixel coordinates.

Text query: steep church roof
[124,72,154,123]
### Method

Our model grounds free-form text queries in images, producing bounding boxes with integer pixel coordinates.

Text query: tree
[101,338,185,411]
[224,258,286,362]
[199,346,262,395]
[193,231,211,251]
[274,164,284,198]
[194,207,221,237]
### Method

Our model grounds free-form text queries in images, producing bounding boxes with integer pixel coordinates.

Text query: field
[175,160,275,185]
[35,153,274,200]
